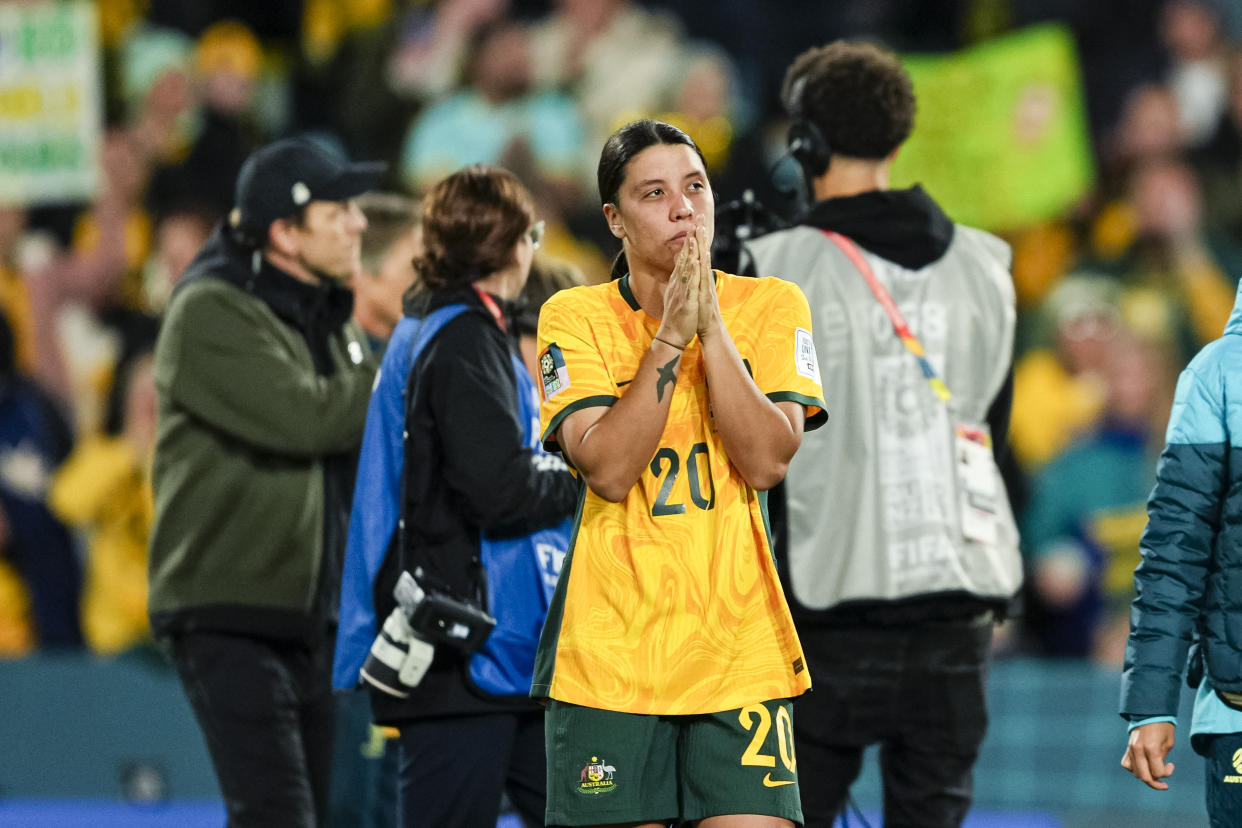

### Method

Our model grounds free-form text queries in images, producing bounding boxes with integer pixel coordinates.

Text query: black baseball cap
[229,137,386,235]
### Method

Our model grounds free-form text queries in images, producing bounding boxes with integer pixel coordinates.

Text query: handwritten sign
[0,1,101,205]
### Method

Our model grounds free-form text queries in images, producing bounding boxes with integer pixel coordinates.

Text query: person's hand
[694,216,721,339]
[1121,721,1176,790]
[655,229,700,350]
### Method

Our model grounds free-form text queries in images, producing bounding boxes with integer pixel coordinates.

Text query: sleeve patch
[795,327,820,384]
[540,342,571,399]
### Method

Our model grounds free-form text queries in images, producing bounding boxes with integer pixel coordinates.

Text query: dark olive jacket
[148,226,377,642]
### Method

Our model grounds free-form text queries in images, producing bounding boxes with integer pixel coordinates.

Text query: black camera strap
[397,302,490,610]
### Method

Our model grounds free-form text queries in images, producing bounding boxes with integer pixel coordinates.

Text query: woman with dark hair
[533,119,827,828]
[334,164,576,827]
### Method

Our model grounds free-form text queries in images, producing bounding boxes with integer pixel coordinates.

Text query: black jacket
[371,284,577,723]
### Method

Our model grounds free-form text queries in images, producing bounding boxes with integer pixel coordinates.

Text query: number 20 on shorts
[739,702,796,773]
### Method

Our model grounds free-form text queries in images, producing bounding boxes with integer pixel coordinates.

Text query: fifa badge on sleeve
[540,343,571,400]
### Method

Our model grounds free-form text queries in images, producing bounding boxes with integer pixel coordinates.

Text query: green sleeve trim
[541,395,618,448]
[767,391,829,431]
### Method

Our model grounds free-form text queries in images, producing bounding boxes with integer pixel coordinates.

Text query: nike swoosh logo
[763,773,796,787]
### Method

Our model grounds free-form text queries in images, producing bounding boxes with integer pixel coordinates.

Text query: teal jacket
[148,227,377,641]
[1122,280,1242,719]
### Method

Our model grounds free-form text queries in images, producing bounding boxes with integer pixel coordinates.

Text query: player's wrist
[696,315,723,340]
[652,334,687,351]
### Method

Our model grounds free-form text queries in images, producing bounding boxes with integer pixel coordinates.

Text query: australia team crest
[576,756,618,795]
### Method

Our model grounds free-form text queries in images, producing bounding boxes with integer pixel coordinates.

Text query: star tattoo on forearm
[656,355,679,402]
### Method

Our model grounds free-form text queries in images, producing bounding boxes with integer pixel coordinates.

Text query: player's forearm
[700,328,801,490]
[568,339,683,501]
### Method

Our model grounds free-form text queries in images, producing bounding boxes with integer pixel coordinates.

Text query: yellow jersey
[533,270,826,715]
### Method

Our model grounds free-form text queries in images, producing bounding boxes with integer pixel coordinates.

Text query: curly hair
[781,40,915,161]
[414,164,535,290]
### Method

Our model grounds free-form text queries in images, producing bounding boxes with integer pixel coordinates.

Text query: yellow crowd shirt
[533,270,827,715]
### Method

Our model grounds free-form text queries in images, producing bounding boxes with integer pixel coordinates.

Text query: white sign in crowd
[0,1,101,206]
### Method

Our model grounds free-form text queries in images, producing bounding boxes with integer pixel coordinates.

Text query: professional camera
[360,570,496,698]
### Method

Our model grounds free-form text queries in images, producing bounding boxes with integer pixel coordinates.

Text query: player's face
[605,143,714,278]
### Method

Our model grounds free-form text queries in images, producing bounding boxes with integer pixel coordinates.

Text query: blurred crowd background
[3,0,1242,676]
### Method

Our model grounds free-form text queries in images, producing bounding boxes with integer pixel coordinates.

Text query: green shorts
[544,697,803,826]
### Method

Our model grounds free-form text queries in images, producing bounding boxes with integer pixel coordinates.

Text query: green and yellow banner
[892,23,1095,232]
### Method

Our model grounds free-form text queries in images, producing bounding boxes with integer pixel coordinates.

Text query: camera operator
[744,42,1021,827]
[334,165,576,828]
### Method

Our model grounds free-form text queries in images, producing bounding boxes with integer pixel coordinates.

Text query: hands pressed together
[654,216,721,351]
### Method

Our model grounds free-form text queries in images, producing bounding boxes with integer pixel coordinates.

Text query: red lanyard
[472,284,506,333]
[820,230,951,403]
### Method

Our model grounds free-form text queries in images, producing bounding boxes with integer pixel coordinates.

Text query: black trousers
[397,709,546,828]
[170,630,336,828]
[794,616,993,828]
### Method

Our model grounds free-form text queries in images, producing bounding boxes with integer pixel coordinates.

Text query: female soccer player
[534,120,827,828]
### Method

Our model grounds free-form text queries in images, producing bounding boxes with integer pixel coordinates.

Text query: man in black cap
[148,137,383,827]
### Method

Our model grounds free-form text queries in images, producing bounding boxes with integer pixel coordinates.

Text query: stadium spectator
[1192,47,1242,230]
[1104,83,1187,175]
[744,41,1021,827]
[1023,324,1176,661]
[529,0,686,190]
[399,20,584,203]
[1160,0,1230,147]
[148,20,267,218]
[147,137,382,827]
[141,204,216,313]
[49,341,159,655]
[0,310,82,651]
[1108,156,1242,361]
[1009,274,1119,472]
[26,129,154,423]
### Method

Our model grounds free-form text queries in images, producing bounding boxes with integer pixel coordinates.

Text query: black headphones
[785,76,832,178]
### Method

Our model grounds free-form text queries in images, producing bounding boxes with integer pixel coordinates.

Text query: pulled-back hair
[414,164,535,290]
[597,119,707,208]
[782,41,915,161]
[597,120,708,278]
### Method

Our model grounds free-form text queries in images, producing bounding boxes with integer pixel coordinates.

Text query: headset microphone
[785,75,832,179]
[768,75,832,211]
